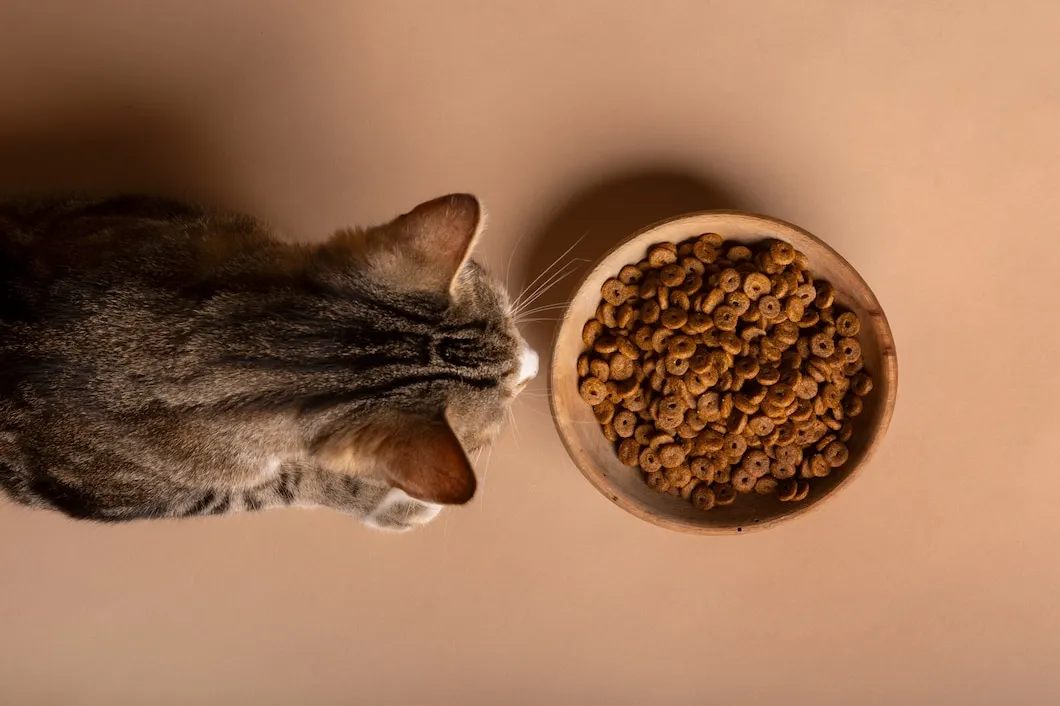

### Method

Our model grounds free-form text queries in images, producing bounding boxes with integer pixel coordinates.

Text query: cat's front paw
[363,488,443,532]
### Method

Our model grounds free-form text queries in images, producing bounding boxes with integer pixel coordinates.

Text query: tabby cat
[0,193,538,531]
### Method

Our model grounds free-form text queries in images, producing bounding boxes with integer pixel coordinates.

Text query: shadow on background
[517,169,747,360]
[0,92,232,205]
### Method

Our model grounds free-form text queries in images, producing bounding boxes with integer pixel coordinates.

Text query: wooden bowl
[549,211,897,534]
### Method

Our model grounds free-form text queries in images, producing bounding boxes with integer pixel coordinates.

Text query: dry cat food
[577,235,873,511]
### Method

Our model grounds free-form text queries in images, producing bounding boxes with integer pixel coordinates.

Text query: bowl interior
[549,211,897,534]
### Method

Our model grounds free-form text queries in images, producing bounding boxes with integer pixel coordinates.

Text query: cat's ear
[394,193,483,293]
[314,413,477,505]
[375,416,477,505]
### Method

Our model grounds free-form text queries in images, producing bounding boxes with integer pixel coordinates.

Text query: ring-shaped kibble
[784,297,805,324]
[615,303,634,329]
[659,264,686,287]
[838,337,861,363]
[615,375,640,399]
[582,319,603,347]
[755,477,778,495]
[757,295,781,320]
[712,305,739,331]
[733,393,758,416]
[794,378,819,400]
[664,464,692,487]
[810,454,831,478]
[619,265,643,285]
[775,444,801,467]
[692,240,719,263]
[645,471,669,493]
[697,392,722,420]
[601,278,630,306]
[769,240,796,266]
[794,283,816,304]
[589,359,611,383]
[685,312,713,333]
[732,468,756,493]
[612,410,637,438]
[779,368,801,389]
[742,272,771,300]
[639,449,663,474]
[624,387,648,411]
[577,354,590,379]
[815,281,835,308]
[713,483,737,506]
[839,422,854,442]
[823,440,849,467]
[727,412,748,435]
[661,308,688,330]
[748,415,775,437]
[691,485,716,510]
[681,257,706,276]
[766,384,796,409]
[639,277,659,300]
[617,438,641,466]
[689,458,715,485]
[815,433,837,453]
[723,433,747,459]
[655,410,683,431]
[683,371,708,397]
[718,268,742,293]
[579,377,609,405]
[757,365,781,386]
[844,394,863,417]
[725,291,751,316]
[634,424,654,446]
[593,400,615,425]
[651,328,673,353]
[775,423,796,446]
[680,274,703,296]
[810,333,835,358]
[664,355,689,376]
[712,464,731,484]
[648,245,678,268]
[594,335,620,355]
[684,409,708,432]
[793,480,810,502]
[734,357,760,381]
[796,309,819,329]
[659,443,686,469]
[599,303,618,329]
[649,433,675,449]
[836,311,861,337]
[843,358,865,376]
[742,449,770,478]
[638,301,660,326]
[667,335,696,359]
[609,354,634,381]
[776,478,798,501]
[773,321,800,346]
[727,245,753,262]
[847,368,873,396]
[771,461,797,480]
[616,336,639,360]
[702,287,726,314]
[602,422,619,442]
[668,290,691,311]
[718,332,743,356]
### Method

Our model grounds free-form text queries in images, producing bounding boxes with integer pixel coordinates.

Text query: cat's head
[314,194,537,507]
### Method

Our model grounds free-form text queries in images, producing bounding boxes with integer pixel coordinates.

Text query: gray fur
[0,195,527,529]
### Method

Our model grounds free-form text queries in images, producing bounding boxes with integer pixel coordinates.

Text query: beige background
[1,1,1058,704]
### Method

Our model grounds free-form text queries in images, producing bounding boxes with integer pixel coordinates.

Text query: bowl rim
[548,209,899,534]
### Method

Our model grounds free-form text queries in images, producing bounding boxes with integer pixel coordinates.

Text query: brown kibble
[743,272,771,300]
[640,300,661,325]
[693,240,719,263]
[815,281,835,309]
[594,335,619,355]
[661,308,688,330]
[702,287,726,314]
[718,268,742,293]
[634,424,655,446]
[757,295,781,320]
[664,463,693,488]
[602,422,619,442]
[651,328,674,353]
[742,449,770,478]
[793,480,810,502]
[648,244,678,268]
[713,483,736,506]
[771,460,797,480]
[589,359,610,382]
[645,471,670,493]
[725,291,751,316]
[580,377,608,405]
[611,409,637,438]
[851,373,873,397]
[659,263,686,287]
[823,440,849,467]
[640,448,663,473]
[582,319,603,346]
[691,484,716,510]
[609,353,634,381]
[732,468,756,493]
[593,400,616,425]
[680,478,701,500]
[776,478,798,501]
[755,477,778,495]
[601,278,631,306]
[836,311,861,337]
[617,438,641,466]
[748,415,775,437]
[577,354,591,378]
[784,297,805,324]
[727,245,753,262]
[844,394,863,417]
[723,433,747,460]
[810,454,831,478]
[713,305,739,331]
[769,240,796,266]
[837,337,861,363]
[658,444,686,469]
[619,264,644,285]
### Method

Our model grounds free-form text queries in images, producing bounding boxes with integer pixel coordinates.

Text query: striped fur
[0,194,533,529]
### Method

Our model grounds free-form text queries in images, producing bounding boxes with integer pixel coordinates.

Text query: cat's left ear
[394,193,484,294]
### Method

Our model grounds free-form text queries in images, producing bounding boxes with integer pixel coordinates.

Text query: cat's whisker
[511,234,586,310]
[512,257,591,314]
[504,228,532,295]
[512,263,580,315]
[477,442,495,508]
[514,303,570,318]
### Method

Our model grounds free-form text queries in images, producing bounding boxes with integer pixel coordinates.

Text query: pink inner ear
[380,419,477,505]
[401,194,482,287]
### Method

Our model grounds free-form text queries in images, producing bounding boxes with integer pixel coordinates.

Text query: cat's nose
[516,341,539,388]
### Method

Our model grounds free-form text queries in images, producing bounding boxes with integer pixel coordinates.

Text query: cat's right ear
[322,194,483,295]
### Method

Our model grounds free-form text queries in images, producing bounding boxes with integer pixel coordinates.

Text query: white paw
[363,488,443,532]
